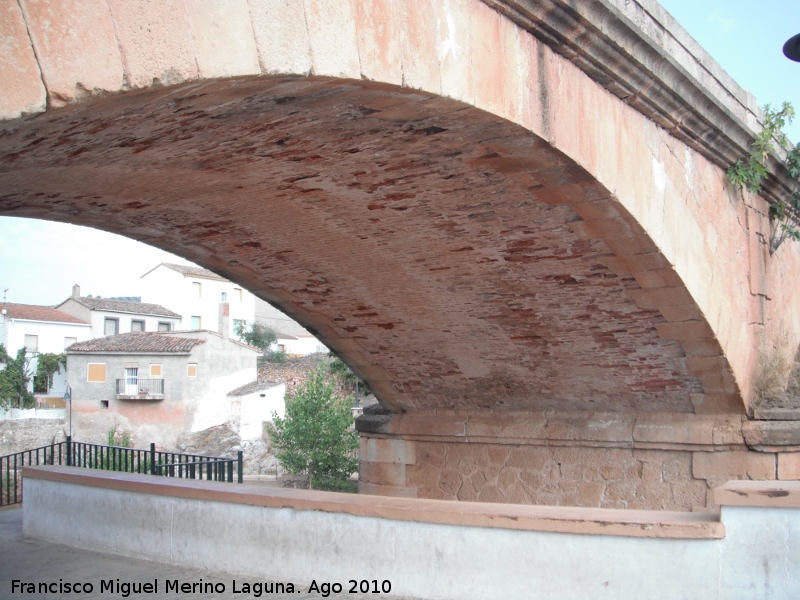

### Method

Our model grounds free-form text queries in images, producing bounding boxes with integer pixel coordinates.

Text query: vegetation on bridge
[727,102,800,254]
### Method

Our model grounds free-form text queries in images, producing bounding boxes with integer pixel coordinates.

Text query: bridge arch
[4,0,800,509]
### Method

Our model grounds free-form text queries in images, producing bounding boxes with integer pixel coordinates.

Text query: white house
[140,263,254,339]
[57,285,181,337]
[275,332,328,356]
[140,263,326,355]
[0,302,92,396]
[227,380,286,440]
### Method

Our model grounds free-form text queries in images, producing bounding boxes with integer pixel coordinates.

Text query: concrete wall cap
[23,465,724,539]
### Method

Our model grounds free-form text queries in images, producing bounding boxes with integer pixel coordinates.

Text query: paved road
[0,507,405,600]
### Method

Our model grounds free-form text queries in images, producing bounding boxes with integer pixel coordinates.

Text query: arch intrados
[0,75,707,414]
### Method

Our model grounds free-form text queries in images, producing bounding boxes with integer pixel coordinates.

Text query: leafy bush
[270,364,358,491]
[727,102,800,254]
[235,320,287,362]
[33,352,66,394]
[328,353,370,396]
[0,345,35,410]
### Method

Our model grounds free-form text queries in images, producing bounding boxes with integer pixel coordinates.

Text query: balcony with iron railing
[115,378,165,400]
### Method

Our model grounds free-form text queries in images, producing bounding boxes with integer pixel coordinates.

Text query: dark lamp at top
[784,33,800,62]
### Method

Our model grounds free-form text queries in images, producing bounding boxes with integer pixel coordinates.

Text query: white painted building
[141,263,326,355]
[140,263,254,340]
[57,285,181,337]
[275,332,328,356]
[227,380,286,440]
[0,302,92,396]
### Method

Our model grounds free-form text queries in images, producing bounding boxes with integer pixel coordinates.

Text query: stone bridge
[2,0,800,511]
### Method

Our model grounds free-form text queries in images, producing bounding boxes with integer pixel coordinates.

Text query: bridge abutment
[357,407,800,510]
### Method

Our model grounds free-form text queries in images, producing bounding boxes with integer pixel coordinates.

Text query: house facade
[66,324,261,449]
[141,263,324,354]
[58,285,181,336]
[140,263,254,339]
[276,332,328,356]
[0,302,92,397]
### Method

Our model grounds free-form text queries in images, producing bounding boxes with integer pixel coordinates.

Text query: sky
[1,1,798,306]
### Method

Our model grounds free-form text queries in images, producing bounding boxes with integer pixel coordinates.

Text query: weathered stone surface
[0,77,709,414]
[352,0,402,85]
[633,416,714,446]
[360,436,416,465]
[183,0,260,78]
[248,0,311,75]
[778,453,800,481]
[304,0,360,78]
[19,0,123,106]
[743,421,800,448]
[692,451,776,481]
[397,439,715,511]
[105,0,198,88]
[0,418,67,455]
[0,0,46,118]
[360,460,406,487]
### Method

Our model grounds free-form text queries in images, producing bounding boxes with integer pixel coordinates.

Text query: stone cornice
[481,0,795,204]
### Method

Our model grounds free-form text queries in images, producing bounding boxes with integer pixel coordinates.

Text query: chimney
[72,284,80,299]
[219,303,230,340]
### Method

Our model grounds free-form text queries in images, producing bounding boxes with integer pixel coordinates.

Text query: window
[187,363,197,378]
[131,319,145,332]
[221,292,227,302]
[233,319,243,336]
[87,363,106,382]
[193,282,202,298]
[158,322,171,332]
[101,401,109,409]
[191,316,201,330]
[234,288,243,302]
[150,364,162,377]
[24,335,38,352]
[277,344,285,352]
[104,317,119,336]
[64,337,77,349]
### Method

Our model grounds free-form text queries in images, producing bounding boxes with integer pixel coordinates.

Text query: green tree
[235,320,285,362]
[270,364,358,491]
[33,352,66,394]
[328,352,371,396]
[0,345,35,410]
[727,102,800,254]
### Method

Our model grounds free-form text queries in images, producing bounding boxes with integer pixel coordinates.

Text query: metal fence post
[66,436,72,467]
[237,451,243,484]
[150,443,156,475]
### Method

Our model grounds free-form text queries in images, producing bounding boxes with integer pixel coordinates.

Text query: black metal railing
[0,437,242,507]
[115,378,165,397]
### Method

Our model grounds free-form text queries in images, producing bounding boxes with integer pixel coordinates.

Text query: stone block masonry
[358,409,800,511]
[0,418,67,457]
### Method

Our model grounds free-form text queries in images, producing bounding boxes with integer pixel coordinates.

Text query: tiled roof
[67,332,204,354]
[3,303,88,324]
[228,380,283,396]
[159,262,228,282]
[73,297,181,318]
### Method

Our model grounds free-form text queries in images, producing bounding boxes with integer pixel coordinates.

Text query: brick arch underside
[0,75,732,414]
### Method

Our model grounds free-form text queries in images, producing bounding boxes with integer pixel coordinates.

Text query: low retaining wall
[0,417,66,456]
[22,466,800,599]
